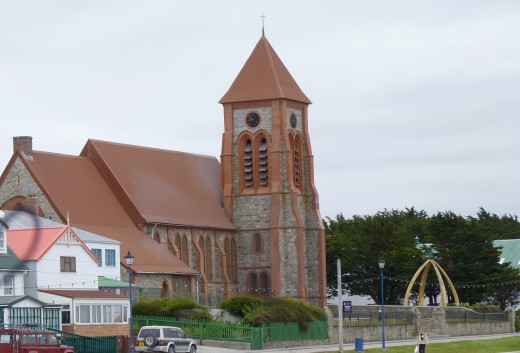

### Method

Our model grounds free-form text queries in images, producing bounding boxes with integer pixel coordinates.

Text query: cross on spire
[261,13,266,36]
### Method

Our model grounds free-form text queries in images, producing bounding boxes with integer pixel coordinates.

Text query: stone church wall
[0,157,61,221]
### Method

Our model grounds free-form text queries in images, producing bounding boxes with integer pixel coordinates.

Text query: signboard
[342,300,352,315]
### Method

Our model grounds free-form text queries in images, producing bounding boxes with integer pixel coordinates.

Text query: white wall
[36,242,99,290]
[85,242,121,281]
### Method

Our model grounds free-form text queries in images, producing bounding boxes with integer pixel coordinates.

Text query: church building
[0,34,327,306]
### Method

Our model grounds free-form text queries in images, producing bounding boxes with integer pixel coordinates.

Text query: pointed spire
[219,36,311,104]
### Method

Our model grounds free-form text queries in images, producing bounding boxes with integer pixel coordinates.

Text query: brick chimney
[13,136,33,155]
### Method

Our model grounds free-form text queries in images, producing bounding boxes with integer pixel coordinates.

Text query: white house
[2,211,131,335]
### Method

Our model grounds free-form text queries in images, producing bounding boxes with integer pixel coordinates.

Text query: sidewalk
[197,332,520,353]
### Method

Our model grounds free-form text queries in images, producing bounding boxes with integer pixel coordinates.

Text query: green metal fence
[133,315,329,350]
[50,329,117,353]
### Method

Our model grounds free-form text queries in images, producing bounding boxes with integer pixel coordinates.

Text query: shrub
[217,295,263,318]
[218,296,327,330]
[132,296,211,320]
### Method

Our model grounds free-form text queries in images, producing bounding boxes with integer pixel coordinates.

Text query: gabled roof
[7,226,98,262]
[0,295,46,307]
[2,210,119,245]
[0,246,29,272]
[219,35,311,104]
[15,151,200,275]
[80,139,234,230]
[493,239,520,270]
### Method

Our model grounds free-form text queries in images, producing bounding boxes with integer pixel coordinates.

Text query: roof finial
[261,12,266,36]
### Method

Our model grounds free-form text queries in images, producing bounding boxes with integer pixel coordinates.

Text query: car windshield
[138,329,160,338]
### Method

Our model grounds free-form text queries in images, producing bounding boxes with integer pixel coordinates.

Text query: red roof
[17,149,200,275]
[219,35,311,104]
[7,226,98,262]
[39,289,128,299]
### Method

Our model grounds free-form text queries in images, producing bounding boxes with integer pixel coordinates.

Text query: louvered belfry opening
[258,137,268,186]
[294,135,302,189]
[243,139,253,187]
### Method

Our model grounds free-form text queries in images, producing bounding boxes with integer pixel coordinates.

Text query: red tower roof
[219,35,311,104]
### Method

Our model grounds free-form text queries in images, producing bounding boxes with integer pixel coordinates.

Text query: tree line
[325,207,520,309]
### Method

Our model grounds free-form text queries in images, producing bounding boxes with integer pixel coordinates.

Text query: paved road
[196,332,520,353]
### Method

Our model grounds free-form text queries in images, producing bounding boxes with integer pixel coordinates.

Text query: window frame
[3,275,14,295]
[60,256,76,272]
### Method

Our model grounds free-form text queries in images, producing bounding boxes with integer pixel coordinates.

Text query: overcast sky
[1,1,519,220]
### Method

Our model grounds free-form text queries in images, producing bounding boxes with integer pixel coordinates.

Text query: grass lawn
[318,336,520,353]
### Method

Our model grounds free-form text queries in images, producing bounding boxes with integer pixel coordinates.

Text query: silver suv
[136,326,197,353]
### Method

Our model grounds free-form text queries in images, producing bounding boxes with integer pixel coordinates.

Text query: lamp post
[379,258,386,351]
[125,251,135,353]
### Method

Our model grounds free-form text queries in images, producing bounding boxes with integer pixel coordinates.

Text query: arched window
[225,237,238,283]
[175,234,181,256]
[258,137,268,186]
[252,233,262,254]
[260,272,270,297]
[204,237,212,280]
[198,237,205,272]
[293,134,303,189]
[153,231,161,243]
[248,272,258,295]
[240,133,270,191]
[243,138,253,187]
[181,236,188,264]
[162,280,170,295]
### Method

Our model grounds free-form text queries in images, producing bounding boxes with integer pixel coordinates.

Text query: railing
[49,329,117,353]
[133,315,330,350]
[263,321,328,341]
[446,310,509,323]
[340,310,413,326]
[133,315,253,342]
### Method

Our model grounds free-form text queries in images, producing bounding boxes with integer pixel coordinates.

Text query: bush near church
[217,295,327,330]
[132,296,212,321]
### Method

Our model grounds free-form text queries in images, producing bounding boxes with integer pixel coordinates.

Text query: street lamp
[124,250,135,353]
[379,258,386,351]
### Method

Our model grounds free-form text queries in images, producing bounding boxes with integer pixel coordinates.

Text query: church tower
[220,35,326,305]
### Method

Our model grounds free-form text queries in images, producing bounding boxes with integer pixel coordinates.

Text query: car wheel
[189,345,196,353]
[144,334,157,347]
[168,345,175,353]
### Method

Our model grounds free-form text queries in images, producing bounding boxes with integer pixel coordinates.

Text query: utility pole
[337,259,343,353]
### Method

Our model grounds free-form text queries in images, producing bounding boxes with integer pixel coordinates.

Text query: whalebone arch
[404,259,460,307]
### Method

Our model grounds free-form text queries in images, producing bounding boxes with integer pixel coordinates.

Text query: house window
[105,249,116,267]
[92,304,102,323]
[103,305,112,323]
[76,305,90,324]
[61,305,71,325]
[75,304,128,324]
[60,257,76,272]
[4,276,14,295]
[0,231,5,254]
[92,249,102,267]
